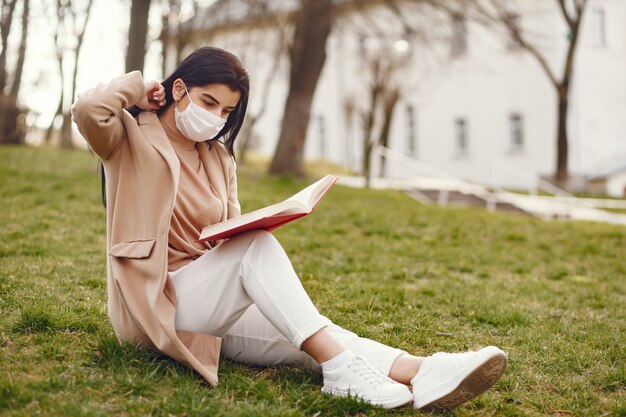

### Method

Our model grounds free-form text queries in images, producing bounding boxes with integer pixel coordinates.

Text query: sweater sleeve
[71,71,145,160]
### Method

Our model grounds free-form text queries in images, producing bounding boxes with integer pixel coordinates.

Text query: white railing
[492,159,626,209]
[376,146,498,210]
[362,147,626,224]
[491,159,573,197]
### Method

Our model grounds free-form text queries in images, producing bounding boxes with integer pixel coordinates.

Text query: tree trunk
[466,0,588,188]
[125,0,152,73]
[0,95,23,144]
[361,57,385,188]
[363,139,374,188]
[555,85,569,185]
[269,0,332,177]
[551,0,586,185]
[0,0,18,92]
[362,89,378,188]
[60,113,73,148]
[159,5,170,77]
[237,115,257,165]
[45,96,63,144]
[9,0,27,97]
[0,0,28,145]
[378,89,400,178]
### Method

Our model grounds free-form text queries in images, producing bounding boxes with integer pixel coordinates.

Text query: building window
[509,113,524,151]
[451,14,468,57]
[406,105,417,155]
[455,118,468,153]
[590,6,606,48]
[318,115,326,158]
[506,14,522,50]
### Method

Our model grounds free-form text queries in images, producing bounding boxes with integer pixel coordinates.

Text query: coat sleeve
[71,71,146,160]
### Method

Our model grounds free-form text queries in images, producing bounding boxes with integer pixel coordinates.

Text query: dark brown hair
[102,47,250,206]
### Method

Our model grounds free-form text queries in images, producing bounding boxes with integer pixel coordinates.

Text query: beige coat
[71,71,241,386]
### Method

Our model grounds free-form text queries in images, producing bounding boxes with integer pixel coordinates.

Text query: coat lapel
[137,111,181,192]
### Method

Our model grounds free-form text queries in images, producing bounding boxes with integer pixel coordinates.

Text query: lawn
[0,146,624,417]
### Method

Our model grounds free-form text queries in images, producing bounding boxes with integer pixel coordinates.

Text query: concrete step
[404,188,529,215]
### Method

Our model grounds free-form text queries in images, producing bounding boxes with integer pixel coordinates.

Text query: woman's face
[173,79,241,119]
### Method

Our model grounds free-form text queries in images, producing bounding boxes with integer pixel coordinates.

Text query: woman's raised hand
[137,80,166,111]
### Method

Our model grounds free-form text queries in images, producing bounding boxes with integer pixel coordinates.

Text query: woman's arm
[71,71,164,160]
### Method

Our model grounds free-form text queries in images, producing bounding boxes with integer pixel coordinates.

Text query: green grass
[1,145,624,417]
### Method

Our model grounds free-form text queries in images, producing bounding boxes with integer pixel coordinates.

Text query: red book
[198,175,338,242]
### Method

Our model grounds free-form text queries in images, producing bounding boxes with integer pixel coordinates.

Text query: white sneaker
[411,346,508,411]
[321,355,413,409]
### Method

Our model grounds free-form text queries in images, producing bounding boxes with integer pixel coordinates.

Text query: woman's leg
[222,304,507,412]
[169,230,329,347]
[222,304,411,378]
[389,354,424,385]
[170,230,412,408]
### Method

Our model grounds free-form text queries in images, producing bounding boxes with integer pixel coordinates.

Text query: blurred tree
[236,22,290,165]
[463,0,589,186]
[126,0,152,73]
[358,52,404,187]
[45,0,94,148]
[269,0,332,177]
[158,0,200,77]
[377,87,400,177]
[335,0,434,185]
[0,0,29,145]
[8,0,27,98]
[237,38,285,164]
[0,0,18,91]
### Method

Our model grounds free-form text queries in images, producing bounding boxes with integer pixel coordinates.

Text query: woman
[72,46,507,411]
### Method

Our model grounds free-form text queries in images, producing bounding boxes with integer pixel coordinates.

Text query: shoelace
[347,356,396,388]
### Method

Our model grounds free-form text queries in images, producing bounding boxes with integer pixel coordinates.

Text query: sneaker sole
[418,350,508,412]
[322,387,413,409]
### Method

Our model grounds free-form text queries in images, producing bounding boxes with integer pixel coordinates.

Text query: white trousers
[169,230,405,375]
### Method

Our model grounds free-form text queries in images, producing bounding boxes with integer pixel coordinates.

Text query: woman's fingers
[148,82,166,107]
[152,86,165,103]
[139,81,166,110]
[154,85,166,106]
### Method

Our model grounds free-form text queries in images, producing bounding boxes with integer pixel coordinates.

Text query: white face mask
[174,84,227,142]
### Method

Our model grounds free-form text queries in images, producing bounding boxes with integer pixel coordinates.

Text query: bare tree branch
[560,0,587,84]
[556,0,575,30]
[468,0,590,182]
[484,0,559,88]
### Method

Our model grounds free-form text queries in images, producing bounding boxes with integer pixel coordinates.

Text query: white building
[176,0,626,196]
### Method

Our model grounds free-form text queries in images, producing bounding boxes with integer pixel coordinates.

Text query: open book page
[285,175,337,211]
[198,175,337,242]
